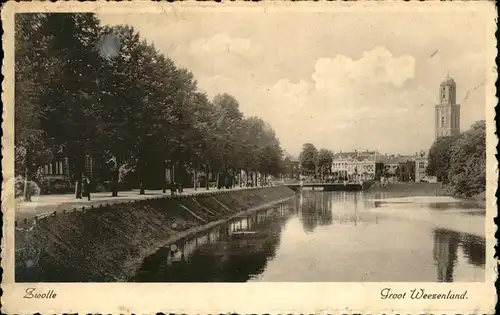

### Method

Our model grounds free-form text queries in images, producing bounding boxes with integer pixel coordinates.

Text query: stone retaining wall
[15,186,295,282]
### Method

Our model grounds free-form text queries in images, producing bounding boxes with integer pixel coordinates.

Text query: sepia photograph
[2,1,496,313]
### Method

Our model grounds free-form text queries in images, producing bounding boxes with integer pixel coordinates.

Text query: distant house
[414,151,427,182]
[379,155,401,182]
[40,157,69,180]
[398,160,416,182]
[332,150,383,181]
[38,153,103,193]
[331,151,356,180]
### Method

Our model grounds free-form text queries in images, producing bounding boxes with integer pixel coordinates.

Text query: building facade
[331,152,353,180]
[331,150,383,181]
[39,154,102,193]
[414,150,428,182]
[398,160,416,182]
[40,158,69,180]
[435,75,461,139]
[380,155,401,183]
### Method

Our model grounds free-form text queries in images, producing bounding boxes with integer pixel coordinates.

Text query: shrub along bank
[15,186,295,282]
[427,121,486,199]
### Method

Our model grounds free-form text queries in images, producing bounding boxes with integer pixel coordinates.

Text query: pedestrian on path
[170,182,177,196]
[83,177,91,201]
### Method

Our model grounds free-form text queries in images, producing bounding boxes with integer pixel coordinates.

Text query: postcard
[1,1,497,313]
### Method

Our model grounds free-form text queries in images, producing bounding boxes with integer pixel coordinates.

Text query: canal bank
[365,182,486,209]
[15,186,295,282]
[131,190,486,282]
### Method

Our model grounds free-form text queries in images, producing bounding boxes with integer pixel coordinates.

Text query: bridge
[284,181,373,192]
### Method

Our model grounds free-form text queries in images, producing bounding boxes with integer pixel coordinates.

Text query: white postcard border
[1,1,497,313]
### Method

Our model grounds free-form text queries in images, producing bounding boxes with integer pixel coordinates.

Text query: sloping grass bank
[366,182,486,210]
[366,182,442,197]
[15,186,295,282]
[435,184,486,204]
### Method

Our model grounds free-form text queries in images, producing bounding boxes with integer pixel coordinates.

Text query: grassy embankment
[15,186,295,282]
[367,182,486,206]
[367,182,442,197]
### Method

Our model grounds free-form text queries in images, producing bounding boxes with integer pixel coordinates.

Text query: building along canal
[134,190,486,282]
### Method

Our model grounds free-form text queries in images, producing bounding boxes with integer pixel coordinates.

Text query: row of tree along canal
[15,13,284,200]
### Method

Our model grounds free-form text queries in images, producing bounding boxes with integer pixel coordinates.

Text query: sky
[99,5,493,157]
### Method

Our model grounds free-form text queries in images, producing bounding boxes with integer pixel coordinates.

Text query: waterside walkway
[15,186,259,221]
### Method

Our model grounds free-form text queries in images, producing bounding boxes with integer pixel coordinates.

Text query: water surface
[135,191,485,282]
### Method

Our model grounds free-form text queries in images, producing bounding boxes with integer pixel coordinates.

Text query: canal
[134,190,486,282]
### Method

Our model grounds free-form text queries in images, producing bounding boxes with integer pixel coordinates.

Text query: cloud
[313,47,416,91]
[200,47,430,155]
[270,47,417,113]
[190,33,252,55]
[185,33,262,81]
[249,47,430,154]
[97,11,488,157]
[199,43,487,157]
[189,33,254,55]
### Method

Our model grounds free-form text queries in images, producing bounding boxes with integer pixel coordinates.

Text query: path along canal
[134,190,486,282]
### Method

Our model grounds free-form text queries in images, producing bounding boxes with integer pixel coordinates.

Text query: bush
[14,176,41,199]
[448,121,486,197]
[41,178,73,194]
[428,120,486,198]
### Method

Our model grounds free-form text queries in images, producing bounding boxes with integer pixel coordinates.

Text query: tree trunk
[206,164,210,190]
[194,167,197,191]
[233,171,237,188]
[239,169,242,188]
[24,148,33,202]
[23,167,29,202]
[112,167,119,197]
[162,162,167,193]
[75,173,83,199]
[139,156,146,195]
[172,164,176,183]
[74,153,84,199]
[111,156,120,197]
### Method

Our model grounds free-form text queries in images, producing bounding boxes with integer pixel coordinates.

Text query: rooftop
[440,74,456,86]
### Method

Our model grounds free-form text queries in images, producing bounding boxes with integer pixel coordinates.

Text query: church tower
[435,74,461,139]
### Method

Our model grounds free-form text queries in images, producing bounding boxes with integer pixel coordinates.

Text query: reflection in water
[135,204,291,282]
[432,228,486,282]
[298,191,335,232]
[433,229,460,282]
[429,201,484,211]
[134,191,485,282]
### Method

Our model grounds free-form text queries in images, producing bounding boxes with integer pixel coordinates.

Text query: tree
[448,121,486,197]
[298,143,318,178]
[94,25,147,196]
[15,13,288,198]
[426,135,458,183]
[256,121,284,181]
[181,92,216,190]
[239,117,261,186]
[317,149,334,180]
[40,13,102,198]
[213,93,244,187]
[426,121,485,197]
[15,14,56,200]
